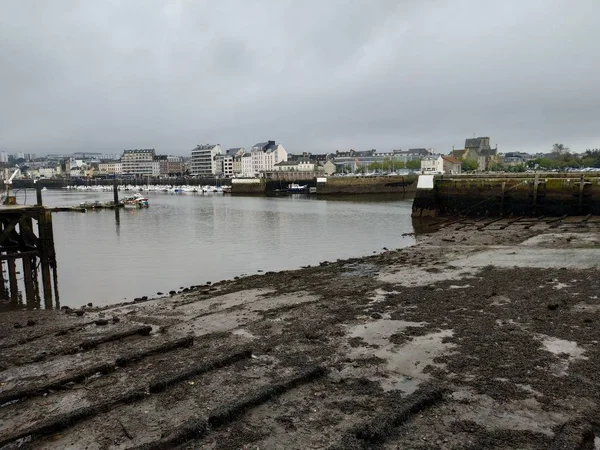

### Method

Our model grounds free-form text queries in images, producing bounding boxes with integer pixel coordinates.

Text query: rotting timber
[2,216,600,449]
[0,205,58,309]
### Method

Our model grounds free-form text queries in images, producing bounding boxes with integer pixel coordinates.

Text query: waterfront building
[273,159,321,172]
[0,151,8,163]
[250,141,288,174]
[392,148,432,163]
[190,144,223,176]
[420,155,462,174]
[157,155,184,176]
[450,136,499,171]
[98,161,122,175]
[121,149,156,175]
[241,153,253,177]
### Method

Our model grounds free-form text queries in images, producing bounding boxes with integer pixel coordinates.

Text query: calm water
[7,190,416,308]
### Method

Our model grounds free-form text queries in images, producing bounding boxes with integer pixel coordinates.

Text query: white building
[190,144,223,176]
[98,162,122,175]
[250,140,287,174]
[0,151,8,163]
[38,167,57,178]
[241,153,253,177]
[420,155,462,175]
[273,159,319,172]
[121,149,156,175]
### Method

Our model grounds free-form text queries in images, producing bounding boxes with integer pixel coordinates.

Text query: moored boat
[122,193,149,208]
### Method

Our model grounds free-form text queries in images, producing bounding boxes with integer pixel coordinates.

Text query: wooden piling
[38,209,57,307]
[22,254,34,303]
[113,178,119,206]
[0,261,5,300]
[36,182,43,206]
[7,252,18,301]
[532,174,540,215]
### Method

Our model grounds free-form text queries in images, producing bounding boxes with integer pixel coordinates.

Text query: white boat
[288,183,308,193]
[122,193,149,208]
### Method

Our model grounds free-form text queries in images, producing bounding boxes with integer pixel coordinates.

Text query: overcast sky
[1,0,599,156]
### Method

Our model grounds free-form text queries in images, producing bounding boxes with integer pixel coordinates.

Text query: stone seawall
[316,176,418,195]
[412,174,600,217]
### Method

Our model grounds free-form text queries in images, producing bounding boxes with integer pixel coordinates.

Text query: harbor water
[4,189,417,309]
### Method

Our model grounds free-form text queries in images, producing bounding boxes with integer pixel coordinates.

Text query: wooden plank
[0,217,20,247]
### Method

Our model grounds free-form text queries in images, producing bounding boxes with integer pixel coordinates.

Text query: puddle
[232,329,255,339]
[368,288,400,304]
[522,233,600,248]
[346,320,455,392]
[342,263,380,277]
[378,265,479,287]
[453,248,600,269]
[349,319,426,343]
[536,334,588,376]
[448,284,472,289]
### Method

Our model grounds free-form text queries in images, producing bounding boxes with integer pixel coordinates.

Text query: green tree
[552,143,570,157]
[462,159,478,172]
[406,160,421,170]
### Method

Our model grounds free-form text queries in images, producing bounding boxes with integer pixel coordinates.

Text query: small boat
[287,183,308,193]
[122,193,149,208]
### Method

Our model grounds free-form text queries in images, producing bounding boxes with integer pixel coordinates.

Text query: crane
[3,166,21,205]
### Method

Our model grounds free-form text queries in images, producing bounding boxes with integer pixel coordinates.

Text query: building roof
[442,156,462,164]
[252,140,277,152]
[465,137,490,149]
[450,149,466,158]
[194,144,218,150]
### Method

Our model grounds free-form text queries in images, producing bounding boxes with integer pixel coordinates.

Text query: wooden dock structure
[0,205,58,309]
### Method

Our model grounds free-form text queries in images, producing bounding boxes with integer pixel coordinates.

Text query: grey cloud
[0,0,599,155]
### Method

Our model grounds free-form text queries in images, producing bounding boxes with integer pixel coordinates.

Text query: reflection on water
[2,190,418,309]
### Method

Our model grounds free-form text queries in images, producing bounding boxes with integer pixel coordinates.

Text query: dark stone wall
[412,175,600,217]
[316,176,418,195]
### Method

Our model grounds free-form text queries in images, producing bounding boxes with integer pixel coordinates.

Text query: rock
[179,287,184,290]
[206,281,212,285]
[234,276,239,280]
[87,302,93,307]
[182,288,189,292]
[141,296,148,301]
[26,320,36,327]
[383,247,388,251]
[370,312,383,319]
[95,319,109,326]
[257,269,263,272]
[547,303,559,311]
[112,316,120,323]
[134,297,143,302]
[169,290,176,296]
[75,310,85,316]
[157,292,163,295]
[14,323,23,329]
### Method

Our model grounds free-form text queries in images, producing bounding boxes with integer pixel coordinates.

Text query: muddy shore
[1,216,600,449]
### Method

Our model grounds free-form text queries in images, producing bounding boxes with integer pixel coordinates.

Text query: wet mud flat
[2,216,600,449]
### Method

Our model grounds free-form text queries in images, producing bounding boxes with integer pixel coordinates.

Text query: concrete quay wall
[412,174,600,217]
[316,176,418,195]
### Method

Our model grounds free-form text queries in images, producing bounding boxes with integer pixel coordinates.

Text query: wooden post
[22,254,34,304]
[578,175,585,214]
[36,181,43,206]
[7,253,18,301]
[532,174,539,215]
[38,209,56,307]
[113,178,119,206]
[500,181,506,215]
[0,260,5,300]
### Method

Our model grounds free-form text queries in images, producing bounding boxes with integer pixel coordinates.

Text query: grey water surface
[10,189,416,308]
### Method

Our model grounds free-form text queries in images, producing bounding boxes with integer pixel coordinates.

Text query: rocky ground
[1,216,600,449]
